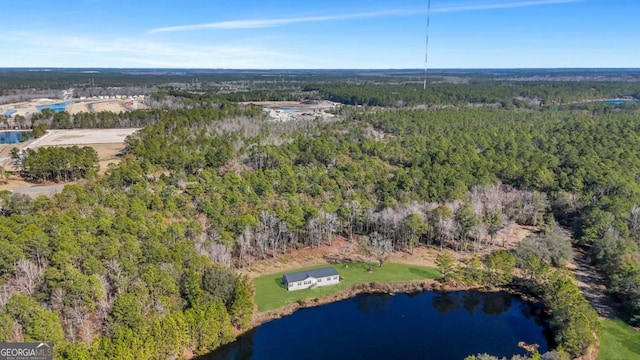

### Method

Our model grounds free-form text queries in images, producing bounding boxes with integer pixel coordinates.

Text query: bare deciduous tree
[362,232,393,268]
[255,231,268,260]
[278,221,289,254]
[435,217,459,250]
[471,222,488,253]
[195,230,232,267]
[64,304,89,343]
[504,190,548,226]
[629,204,640,242]
[257,211,286,258]
[9,259,44,296]
[307,216,323,248]
[344,200,361,240]
[96,274,113,315]
[50,288,66,312]
[105,259,130,297]
[322,212,339,247]
[207,243,233,268]
[0,284,12,308]
[236,226,252,268]
[500,221,517,247]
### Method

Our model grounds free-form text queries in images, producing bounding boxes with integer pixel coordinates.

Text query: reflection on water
[355,292,392,313]
[202,290,551,360]
[432,291,512,316]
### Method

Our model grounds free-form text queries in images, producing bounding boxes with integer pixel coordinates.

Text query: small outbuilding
[282,267,340,291]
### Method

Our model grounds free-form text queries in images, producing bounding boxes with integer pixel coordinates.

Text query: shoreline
[245,279,535,336]
[202,279,599,360]
[250,280,442,328]
[200,230,601,360]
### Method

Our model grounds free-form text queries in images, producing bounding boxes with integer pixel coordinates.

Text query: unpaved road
[572,247,617,318]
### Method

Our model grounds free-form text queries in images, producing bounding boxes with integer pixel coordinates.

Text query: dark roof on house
[282,267,339,283]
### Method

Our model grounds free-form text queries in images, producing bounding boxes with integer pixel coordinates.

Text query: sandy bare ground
[0,98,59,117]
[92,143,127,174]
[1,98,147,118]
[25,128,138,148]
[10,183,67,197]
[243,100,340,122]
[87,100,130,113]
[571,247,617,319]
[65,102,91,114]
[0,129,137,195]
[0,174,67,197]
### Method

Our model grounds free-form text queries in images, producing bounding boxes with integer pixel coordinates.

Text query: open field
[25,128,138,148]
[253,262,440,312]
[21,128,138,173]
[1,128,137,169]
[92,143,130,174]
[0,128,139,195]
[598,319,640,359]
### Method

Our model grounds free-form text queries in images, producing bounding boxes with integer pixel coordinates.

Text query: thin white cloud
[148,10,411,33]
[0,31,306,68]
[149,0,583,33]
[434,0,583,13]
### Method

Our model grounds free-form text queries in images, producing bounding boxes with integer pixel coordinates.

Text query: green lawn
[598,319,640,360]
[253,262,441,312]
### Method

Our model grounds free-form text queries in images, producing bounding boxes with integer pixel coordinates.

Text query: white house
[282,267,340,291]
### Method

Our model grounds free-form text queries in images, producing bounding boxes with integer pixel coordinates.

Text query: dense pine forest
[0,70,639,359]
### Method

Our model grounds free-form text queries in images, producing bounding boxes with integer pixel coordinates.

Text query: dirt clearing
[241,224,535,279]
[243,100,340,122]
[26,128,139,148]
[0,129,139,195]
[1,98,147,118]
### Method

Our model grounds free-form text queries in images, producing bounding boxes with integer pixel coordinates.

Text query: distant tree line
[305,81,640,108]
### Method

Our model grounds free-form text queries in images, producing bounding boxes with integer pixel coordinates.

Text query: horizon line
[1,66,639,71]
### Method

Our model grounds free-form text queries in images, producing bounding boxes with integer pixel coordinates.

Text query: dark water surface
[600,99,638,105]
[202,291,551,360]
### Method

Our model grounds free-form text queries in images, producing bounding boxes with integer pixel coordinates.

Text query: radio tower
[423,0,432,90]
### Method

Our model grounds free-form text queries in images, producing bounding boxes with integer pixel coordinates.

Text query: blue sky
[1,0,638,68]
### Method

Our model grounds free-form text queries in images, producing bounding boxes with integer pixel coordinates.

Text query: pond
[278,108,299,113]
[0,131,31,144]
[201,291,552,360]
[599,99,638,105]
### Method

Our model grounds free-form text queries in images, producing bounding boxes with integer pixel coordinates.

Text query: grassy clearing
[598,319,640,360]
[253,262,440,312]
